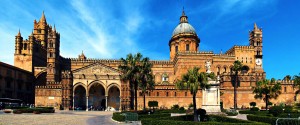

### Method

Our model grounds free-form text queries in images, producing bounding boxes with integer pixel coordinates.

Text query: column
[72,91,75,111]
[105,96,108,111]
[86,96,89,111]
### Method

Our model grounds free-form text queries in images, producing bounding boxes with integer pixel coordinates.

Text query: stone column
[86,96,89,111]
[105,96,108,111]
[72,91,75,111]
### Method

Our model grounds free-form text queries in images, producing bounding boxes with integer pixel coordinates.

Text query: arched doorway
[295,90,300,102]
[74,85,86,110]
[107,85,120,110]
[88,83,106,110]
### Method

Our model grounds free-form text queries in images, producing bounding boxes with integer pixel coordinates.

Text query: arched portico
[73,83,87,110]
[107,83,121,110]
[88,81,106,111]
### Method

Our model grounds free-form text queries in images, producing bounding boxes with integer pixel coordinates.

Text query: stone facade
[0,62,35,104]
[2,10,298,111]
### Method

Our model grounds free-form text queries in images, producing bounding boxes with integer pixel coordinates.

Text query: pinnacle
[40,11,47,23]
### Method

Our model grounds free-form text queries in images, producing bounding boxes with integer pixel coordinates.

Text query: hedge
[139,113,170,120]
[14,107,55,113]
[112,112,125,122]
[208,115,251,123]
[239,110,269,116]
[141,119,268,125]
[247,114,278,125]
[155,109,186,114]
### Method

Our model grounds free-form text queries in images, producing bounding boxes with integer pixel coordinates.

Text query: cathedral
[3,10,297,111]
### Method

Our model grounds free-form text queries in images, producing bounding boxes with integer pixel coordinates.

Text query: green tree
[283,75,292,81]
[119,53,153,111]
[175,67,210,122]
[138,57,155,111]
[252,79,282,110]
[231,60,249,110]
[293,73,300,90]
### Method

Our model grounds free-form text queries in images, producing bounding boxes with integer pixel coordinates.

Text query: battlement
[225,45,254,55]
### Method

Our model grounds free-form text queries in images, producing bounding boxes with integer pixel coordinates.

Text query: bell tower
[249,23,263,72]
[46,25,61,82]
[169,9,200,61]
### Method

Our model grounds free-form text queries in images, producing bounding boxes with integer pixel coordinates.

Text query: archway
[88,83,106,110]
[107,85,120,110]
[295,90,300,102]
[74,85,86,110]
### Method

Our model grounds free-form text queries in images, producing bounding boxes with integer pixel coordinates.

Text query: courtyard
[0,110,125,125]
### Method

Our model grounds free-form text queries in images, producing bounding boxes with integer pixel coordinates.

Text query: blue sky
[0,0,299,79]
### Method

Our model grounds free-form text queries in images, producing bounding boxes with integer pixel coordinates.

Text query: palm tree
[293,74,300,89]
[118,53,142,111]
[138,57,155,111]
[231,60,249,110]
[252,79,281,110]
[283,75,292,81]
[175,67,210,122]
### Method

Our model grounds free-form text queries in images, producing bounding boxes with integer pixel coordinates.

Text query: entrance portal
[108,86,120,110]
[74,85,86,110]
[88,83,105,110]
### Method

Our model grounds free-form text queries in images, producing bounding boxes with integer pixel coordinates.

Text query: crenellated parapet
[225,45,254,55]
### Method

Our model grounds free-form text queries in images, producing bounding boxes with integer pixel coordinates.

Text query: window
[50,53,53,57]
[186,44,190,51]
[284,87,287,93]
[224,67,227,73]
[139,92,142,96]
[174,92,177,97]
[6,80,11,88]
[37,29,41,33]
[185,92,187,96]
[148,92,151,96]
[166,92,169,97]
[257,51,260,55]
[217,67,220,75]
[162,74,169,82]
[157,92,159,96]
[175,46,178,52]
[24,43,27,50]
[50,42,53,48]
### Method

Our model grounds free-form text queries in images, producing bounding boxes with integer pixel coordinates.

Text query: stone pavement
[0,110,134,125]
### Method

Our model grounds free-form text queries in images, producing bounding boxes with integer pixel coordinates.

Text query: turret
[15,30,23,54]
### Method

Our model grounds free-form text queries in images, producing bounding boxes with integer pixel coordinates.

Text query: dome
[172,23,197,37]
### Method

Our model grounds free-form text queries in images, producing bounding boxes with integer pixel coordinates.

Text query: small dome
[172,23,196,37]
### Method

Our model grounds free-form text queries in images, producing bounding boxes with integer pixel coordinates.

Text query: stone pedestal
[202,79,221,112]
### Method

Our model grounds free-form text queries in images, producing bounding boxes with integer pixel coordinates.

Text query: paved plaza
[0,110,129,125]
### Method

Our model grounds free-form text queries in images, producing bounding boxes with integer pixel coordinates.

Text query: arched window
[224,67,227,73]
[24,43,27,50]
[186,44,190,51]
[175,46,178,52]
[50,42,53,48]
[162,73,169,82]
[217,67,220,75]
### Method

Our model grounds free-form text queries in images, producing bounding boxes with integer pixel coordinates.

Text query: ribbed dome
[172,23,196,37]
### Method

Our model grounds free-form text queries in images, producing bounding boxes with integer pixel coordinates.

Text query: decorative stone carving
[205,61,212,73]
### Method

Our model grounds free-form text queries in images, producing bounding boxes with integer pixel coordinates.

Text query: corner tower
[169,9,200,61]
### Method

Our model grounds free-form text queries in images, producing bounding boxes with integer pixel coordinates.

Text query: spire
[79,50,86,60]
[17,29,21,36]
[180,7,188,23]
[53,24,56,31]
[40,11,47,23]
[254,23,258,30]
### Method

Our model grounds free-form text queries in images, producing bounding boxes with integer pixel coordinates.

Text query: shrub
[196,108,207,121]
[247,114,277,125]
[148,101,158,110]
[250,102,256,107]
[112,112,125,122]
[284,105,293,113]
[13,110,22,114]
[269,106,283,117]
[268,102,273,106]
[250,107,259,111]
[4,110,12,113]
[188,103,193,109]
[225,110,238,116]
[15,107,55,113]
[179,107,185,111]
[171,104,180,110]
